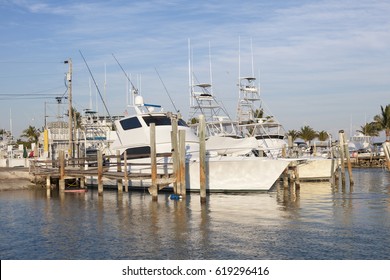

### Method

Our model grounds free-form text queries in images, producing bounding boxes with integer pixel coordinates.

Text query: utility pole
[64,59,73,158]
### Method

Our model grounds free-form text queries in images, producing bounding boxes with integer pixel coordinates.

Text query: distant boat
[348,131,372,151]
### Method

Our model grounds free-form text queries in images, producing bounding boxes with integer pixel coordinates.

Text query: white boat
[107,94,289,192]
[236,57,334,180]
[348,131,372,153]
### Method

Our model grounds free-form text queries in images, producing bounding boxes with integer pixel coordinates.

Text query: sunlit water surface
[1,168,389,259]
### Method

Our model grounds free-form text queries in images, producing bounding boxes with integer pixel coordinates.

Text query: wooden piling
[59,150,65,192]
[283,168,289,188]
[383,142,390,171]
[150,123,158,201]
[291,162,300,189]
[178,130,186,197]
[199,114,207,203]
[342,133,354,186]
[338,130,346,186]
[124,150,128,192]
[46,175,51,190]
[330,142,336,186]
[97,150,103,196]
[288,135,293,157]
[171,117,179,194]
[116,150,123,193]
[46,175,51,197]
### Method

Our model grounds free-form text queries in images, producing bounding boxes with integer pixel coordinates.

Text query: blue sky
[1,0,389,140]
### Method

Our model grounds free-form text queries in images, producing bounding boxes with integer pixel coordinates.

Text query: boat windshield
[120,117,142,131]
[143,116,188,127]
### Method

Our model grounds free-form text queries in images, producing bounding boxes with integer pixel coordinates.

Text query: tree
[357,122,380,137]
[20,125,40,144]
[286,130,300,142]
[298,125,318,145]
[189,117,198,124]
[70,107,82,129]
[252,108,264,119]
[317,130,329,141]
[373,104,390,142]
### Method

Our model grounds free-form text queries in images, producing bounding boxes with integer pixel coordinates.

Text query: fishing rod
[154,67,179,113]
[79,50,123,145]
[111,53,139,96]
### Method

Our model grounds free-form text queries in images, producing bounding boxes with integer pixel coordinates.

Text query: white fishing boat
[107,93,289,192]
[348,131,372,153]
[187,45,259,157]
[236,42,334,180]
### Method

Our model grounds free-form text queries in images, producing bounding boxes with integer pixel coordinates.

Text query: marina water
[1,168,389,260]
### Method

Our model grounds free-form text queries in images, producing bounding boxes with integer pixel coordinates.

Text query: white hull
[186,156,289,192]
[96,156,289,192]
[296,158,334,181]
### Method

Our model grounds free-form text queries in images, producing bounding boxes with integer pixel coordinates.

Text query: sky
[0,0,389,141]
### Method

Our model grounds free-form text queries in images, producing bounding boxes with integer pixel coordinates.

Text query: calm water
[1,168,389,260]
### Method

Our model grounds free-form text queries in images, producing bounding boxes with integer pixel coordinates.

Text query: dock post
[383,142,390,170]
[199,115,207,203]
[124,150,128,192]
[171,117,179,194]
[46,175,51,197]
[150,123,158,201]
[281,145,286,158]
[59,150,65,192]
[283,167,289,188]
[288,135,293,157]
[292,162,300,189]
[338,130,346,187]
[342,132,354,186]
[116,150,123,193]
[97,150,103,196]
[178,130,186,197]
[46,175,51,189]
[330,142,336,186]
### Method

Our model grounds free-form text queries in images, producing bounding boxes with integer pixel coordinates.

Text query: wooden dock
[30,119,208,203]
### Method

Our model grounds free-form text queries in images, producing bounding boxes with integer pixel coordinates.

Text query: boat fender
[170,194,182,200]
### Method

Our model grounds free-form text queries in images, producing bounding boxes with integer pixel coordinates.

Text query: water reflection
[1,168,390,259]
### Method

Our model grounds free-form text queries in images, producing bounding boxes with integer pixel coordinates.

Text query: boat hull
[296,158,334,181]
[186,157,289,192]
[97,156,289,192]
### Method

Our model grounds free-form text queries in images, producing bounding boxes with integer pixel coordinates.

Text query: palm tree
[317,130,329,141]
[252,108,264,119]
[20,125,40,144]
[70,107,82,129]
[286,130,300,142]
[373,104,390,142]
[298,125,318,146]
[357,122,380,137]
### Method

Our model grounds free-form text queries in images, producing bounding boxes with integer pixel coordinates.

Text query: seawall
[0,167,35,191]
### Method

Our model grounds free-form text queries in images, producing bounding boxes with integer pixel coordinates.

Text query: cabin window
[123,146,151,159]
[120,117,142,130]
[143,116,171,126]
[178,119,188,127]
[142,116,189,127]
